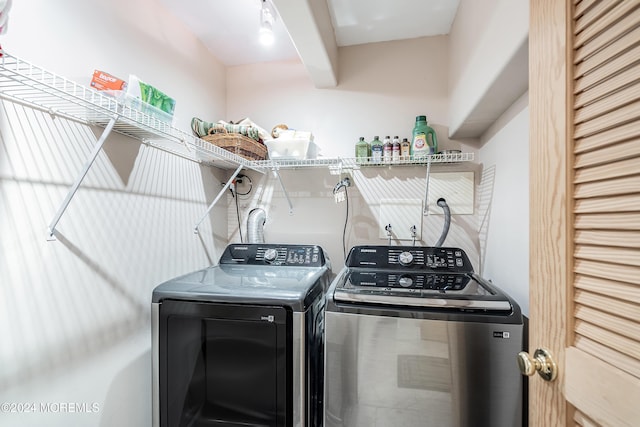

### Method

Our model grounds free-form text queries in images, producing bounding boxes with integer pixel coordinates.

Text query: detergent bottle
[355,136,370,163]
[411,115,438,160]
[370,136,383,164]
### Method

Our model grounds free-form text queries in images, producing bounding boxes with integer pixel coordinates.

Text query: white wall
[225,38,482,271]
[227,36,479,159]
[477,92,530,315]
[448,0,528,137]
[447,0,530,316]
[0,1,228,426]
[230,163,482,273]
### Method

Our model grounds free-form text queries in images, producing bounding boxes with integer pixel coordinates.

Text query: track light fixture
[259,0,275,46]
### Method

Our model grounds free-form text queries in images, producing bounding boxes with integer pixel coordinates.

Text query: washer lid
[152,263,330,310]
[333,269,512,311]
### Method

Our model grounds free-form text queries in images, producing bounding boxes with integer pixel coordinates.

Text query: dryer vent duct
[247,208,266,243]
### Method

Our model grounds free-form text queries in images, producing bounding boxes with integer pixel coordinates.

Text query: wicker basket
[202,128,268,161]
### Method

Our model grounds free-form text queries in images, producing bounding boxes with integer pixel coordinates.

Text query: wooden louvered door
[530,0,640,426]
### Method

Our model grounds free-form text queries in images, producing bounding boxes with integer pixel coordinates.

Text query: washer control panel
[220,244,326,267]
[346,245,473,273]
[347,270,471,291]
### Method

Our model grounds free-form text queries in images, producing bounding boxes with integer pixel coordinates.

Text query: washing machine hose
[435,198,450,247]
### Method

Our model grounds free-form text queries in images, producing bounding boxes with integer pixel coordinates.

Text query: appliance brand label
[360,249,377,253]
[261,315,275,322]
[493,331,510,339]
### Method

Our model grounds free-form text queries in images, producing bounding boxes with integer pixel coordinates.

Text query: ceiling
[159,0,461,67]
[157,0,527,140]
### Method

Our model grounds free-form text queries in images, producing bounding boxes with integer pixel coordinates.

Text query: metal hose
[246,208,266,243]
[435,198,451,247]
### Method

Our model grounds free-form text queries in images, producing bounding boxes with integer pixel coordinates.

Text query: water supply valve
[385,224,393,245]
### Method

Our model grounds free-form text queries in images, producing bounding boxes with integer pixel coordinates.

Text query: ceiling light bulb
[259,0,275,46]
[259,24,274,46]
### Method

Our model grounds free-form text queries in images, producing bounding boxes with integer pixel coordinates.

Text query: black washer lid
[333,270,513,312]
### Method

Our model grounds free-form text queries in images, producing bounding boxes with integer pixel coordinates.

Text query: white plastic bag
[0,0,13,35]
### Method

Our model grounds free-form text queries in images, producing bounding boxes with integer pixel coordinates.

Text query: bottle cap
[416,115,426,121]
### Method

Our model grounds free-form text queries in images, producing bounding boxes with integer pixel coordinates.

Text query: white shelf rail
[0,51,261,239]
[250,153,475,219]
[251,152,474,170]
[0,52,256,169]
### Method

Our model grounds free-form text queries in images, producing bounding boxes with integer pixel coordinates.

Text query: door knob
[517,348,558,381]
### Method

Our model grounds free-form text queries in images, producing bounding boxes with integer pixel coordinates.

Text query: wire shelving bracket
[47,114,119,240]
[193,165,245,234]
[272,165,294,215]
[0,51,257,239]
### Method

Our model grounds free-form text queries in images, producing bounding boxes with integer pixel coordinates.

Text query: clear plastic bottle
[383,135,392,163]
[355,136,370,163]
[400,137,411,160]
[412,115,438,160]
[370,136,383,164]
[392,136,400,162]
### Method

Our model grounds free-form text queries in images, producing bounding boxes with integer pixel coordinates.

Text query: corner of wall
[480,90,529,146]
[447,0,529,139]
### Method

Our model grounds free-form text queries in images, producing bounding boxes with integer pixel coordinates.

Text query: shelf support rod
[194,164,244,234]
[272,166,294,214]
[423,156,432,215]
[47,115,118,240]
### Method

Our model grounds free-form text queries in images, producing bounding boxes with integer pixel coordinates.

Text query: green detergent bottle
[412,115,438,160]
[355,136,370,163]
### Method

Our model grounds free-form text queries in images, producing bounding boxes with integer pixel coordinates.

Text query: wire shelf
[253,152,475,170]
[0,52,475,173]
[0,51,477,236]
[0,51,256,170]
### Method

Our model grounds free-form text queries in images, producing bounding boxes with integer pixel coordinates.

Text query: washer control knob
[398,251,414,266]
[264,248,278,263]
[398,275,413,287]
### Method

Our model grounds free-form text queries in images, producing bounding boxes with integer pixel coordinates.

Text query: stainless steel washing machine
[152,243,332,427]
[324,245,525,427]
